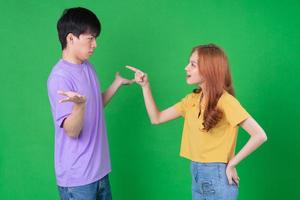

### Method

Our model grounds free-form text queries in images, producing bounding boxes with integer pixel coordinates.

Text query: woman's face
[185,51,203,85]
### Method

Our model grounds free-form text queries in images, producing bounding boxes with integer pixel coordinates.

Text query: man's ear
[66,33,75,45]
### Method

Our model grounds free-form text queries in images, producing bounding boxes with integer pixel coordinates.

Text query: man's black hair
[57,7,101,49]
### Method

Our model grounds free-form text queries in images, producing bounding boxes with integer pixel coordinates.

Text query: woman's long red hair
[192,44,234,131]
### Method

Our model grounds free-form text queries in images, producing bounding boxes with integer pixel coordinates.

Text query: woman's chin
[186,80,194,85]
[186,79,197,85]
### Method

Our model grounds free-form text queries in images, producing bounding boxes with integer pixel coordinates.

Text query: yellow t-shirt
[174,91,250,163]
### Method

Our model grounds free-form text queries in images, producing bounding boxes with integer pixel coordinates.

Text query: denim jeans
[58,175,112,200]
[191,162,238,200]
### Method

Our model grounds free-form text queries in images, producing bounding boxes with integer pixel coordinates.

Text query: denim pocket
[199,180,216,195]
[192,163,219,196]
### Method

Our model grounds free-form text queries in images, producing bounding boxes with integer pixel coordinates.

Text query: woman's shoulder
[218,90,241,107]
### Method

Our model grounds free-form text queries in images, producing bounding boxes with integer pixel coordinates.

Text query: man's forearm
[102,79,122,107]
[63,103,85,138]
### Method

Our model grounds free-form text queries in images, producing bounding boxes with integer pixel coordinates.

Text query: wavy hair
[192,44,234,131]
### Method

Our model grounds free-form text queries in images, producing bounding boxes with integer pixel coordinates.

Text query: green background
[1,0,299,199]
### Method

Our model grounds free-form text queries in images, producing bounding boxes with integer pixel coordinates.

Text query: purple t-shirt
[47,59,111,187]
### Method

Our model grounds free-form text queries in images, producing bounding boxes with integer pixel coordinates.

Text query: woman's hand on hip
[226,164,240,186]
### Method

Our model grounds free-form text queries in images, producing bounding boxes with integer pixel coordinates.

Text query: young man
[47,7,133,199]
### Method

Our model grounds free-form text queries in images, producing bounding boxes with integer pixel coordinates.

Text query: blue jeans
[58,175,112,200]
[191,162,238,200]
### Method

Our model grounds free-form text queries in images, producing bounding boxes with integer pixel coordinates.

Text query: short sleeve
[47,75,74,128]
[219,93,250,126]
[174,94,193,117]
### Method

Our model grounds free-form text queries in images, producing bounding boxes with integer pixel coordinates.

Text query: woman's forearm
[229,133,267,167]
[141,83,161,124]
[229,117,267,167]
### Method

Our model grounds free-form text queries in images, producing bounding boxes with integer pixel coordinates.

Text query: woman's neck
[199,84,207,102]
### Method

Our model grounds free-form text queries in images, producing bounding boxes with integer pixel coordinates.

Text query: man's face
[72,33,97,62]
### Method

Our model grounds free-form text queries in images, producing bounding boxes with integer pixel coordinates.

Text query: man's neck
[62,49,83,64]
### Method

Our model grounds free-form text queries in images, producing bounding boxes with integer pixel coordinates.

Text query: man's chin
[82,55,91,61]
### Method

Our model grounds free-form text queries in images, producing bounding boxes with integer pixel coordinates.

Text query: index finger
[125,65,142,73]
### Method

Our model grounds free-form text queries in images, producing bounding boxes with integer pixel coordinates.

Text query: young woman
[126,44,267,200]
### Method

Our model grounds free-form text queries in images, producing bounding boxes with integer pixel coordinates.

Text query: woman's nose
[185,65,189,71]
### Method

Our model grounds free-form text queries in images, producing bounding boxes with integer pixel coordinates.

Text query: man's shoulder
[49,60,71,78]
[47,61,71,87]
